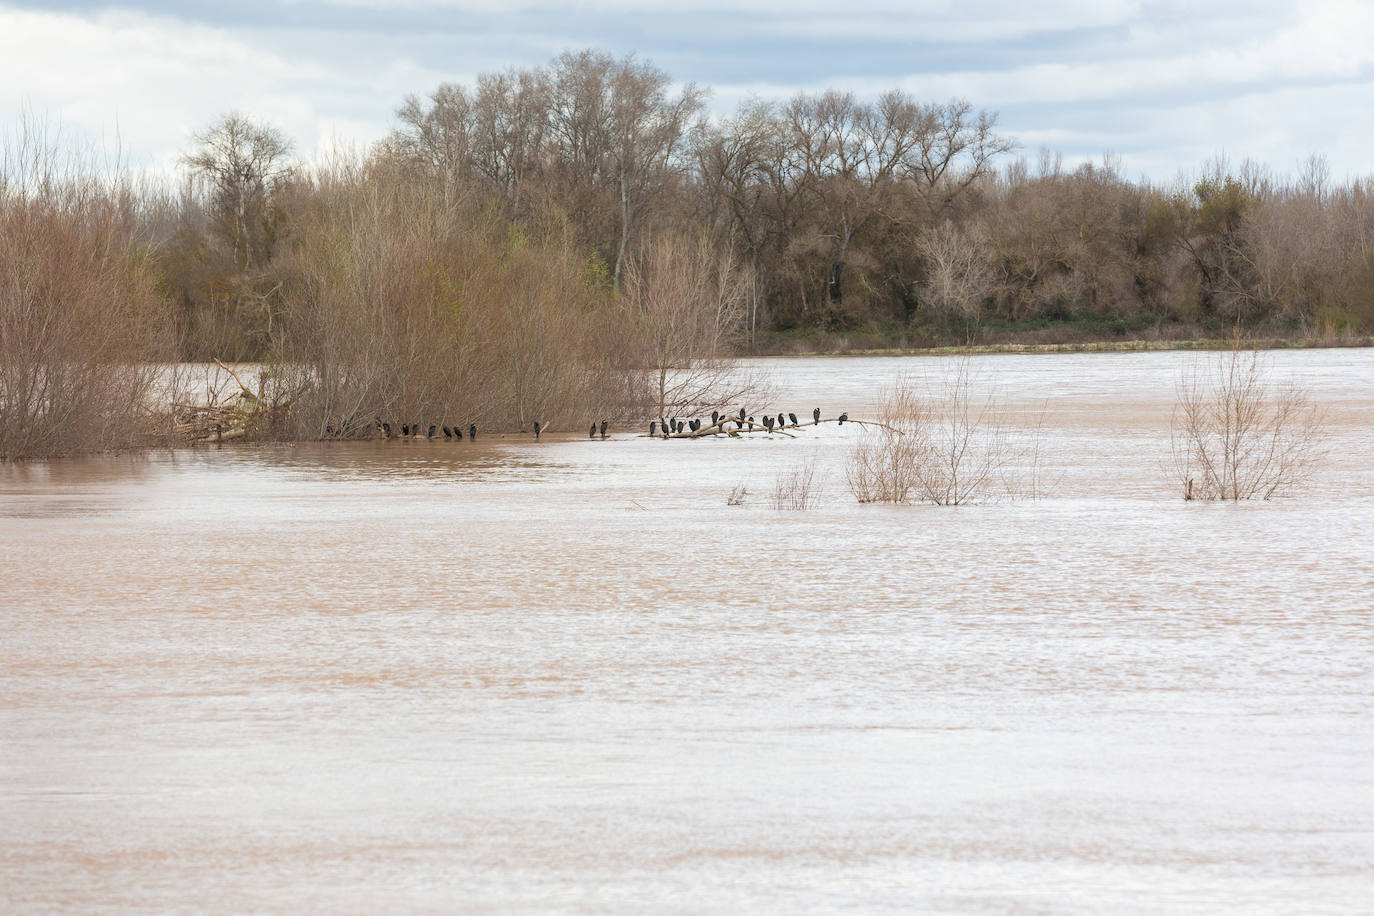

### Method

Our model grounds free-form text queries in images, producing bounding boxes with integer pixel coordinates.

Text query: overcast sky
[2,0,1372,183]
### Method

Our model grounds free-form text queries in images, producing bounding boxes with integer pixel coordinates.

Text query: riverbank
[751,321,1373,357]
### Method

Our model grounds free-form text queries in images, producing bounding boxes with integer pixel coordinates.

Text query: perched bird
[689,419,699,432]
[427,425,437,439]
[533,421,542,440]
[660,417,669,436]
[748,416,755,428]
[600,420,608,439]
[778,413,786,430]
[590,422,598,439]
[454,426,463,440]
[764,415,774,433]
[401,424,410,437]
[442,426,452,439]
[838,412,848,426]
[788,412,798,427]
[650,420,657,436]
[711,410,720,426]
[382,422,393,438]
[734,417,744,429]
[468,424,477,440]
[738,407,746,421]
[813,407,821,425]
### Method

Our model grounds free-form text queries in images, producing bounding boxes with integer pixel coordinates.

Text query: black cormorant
[590,423,597,439]
[469,424,476,440]
[533,421,541,440]
[813,407,821,425]
[788,412,798,427]
[600,420,608,438]
[838,412,848,426]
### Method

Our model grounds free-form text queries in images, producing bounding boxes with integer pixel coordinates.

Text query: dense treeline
[5,48,1374,458]
[155,49,1373,360]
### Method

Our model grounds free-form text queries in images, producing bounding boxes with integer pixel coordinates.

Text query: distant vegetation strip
[4,46,1373,459]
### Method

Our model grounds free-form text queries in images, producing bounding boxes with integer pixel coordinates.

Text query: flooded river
[3,350,1372,912]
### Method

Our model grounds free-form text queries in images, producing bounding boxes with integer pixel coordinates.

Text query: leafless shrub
[771,454,824,510]
[271,154,634,437]
[845,378,924,503]
[1,116,172,460]
[1170,346,1324,500]
[845,362,1012,506]
[726,482,748,506]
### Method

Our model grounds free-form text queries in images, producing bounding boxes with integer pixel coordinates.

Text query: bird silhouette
[788,412,798,427]
[455,425,463,440]
[650,420,657,436]
[382,422,393,438]
[442,426,452,439]
[401,424,410,437]
[468,424,477,440]
[764,415,774,433]
[533,421,541,440]
[778,413,786,430]
[600,420,608,439]
[813,407,821,425]
[711,410,720,426]
[838,412,848,426]
[427,425,436,439]
[589,423,597,439]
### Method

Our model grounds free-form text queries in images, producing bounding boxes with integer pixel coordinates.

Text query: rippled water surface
[3,350,1373,913]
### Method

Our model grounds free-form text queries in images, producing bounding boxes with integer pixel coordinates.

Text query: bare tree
[919,220,994,329]
[619,232,757,417]
[180,112,293,271]
[1170,346,1324,500]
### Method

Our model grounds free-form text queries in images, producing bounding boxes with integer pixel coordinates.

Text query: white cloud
[0,6,442,169]
[2,0,1372,180]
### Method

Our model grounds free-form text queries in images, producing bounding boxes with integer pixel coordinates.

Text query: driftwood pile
[175,359,271,444]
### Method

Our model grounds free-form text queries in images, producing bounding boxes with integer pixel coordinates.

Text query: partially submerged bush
[771,454,824,510]
[1170,346,1324,500]
[1,122,171,460]
[272,158,635,436]
[846,363,1011,506]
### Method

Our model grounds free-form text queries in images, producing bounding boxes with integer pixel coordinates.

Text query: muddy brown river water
[3,350,1373,913]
